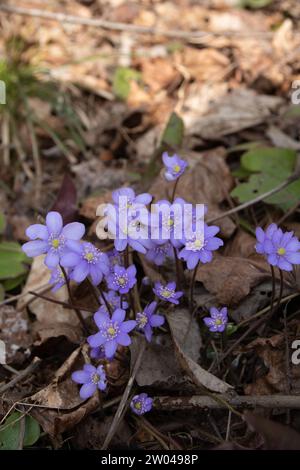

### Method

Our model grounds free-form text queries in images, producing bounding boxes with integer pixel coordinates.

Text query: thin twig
[0,357,41,394]
[154,394,300,410]
[0,5,273,41]
[207,173,300,224]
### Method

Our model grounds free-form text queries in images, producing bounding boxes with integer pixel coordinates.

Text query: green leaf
[231,147,300,211]
[0,213,5,234]
[112,67,141,100]
[3,274,27,291]
[0,241,30,280]
[161,112,184,147]
[0,411,40,450]
[240,0,273,8]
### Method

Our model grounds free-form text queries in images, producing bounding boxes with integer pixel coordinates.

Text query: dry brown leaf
[149,147,236,237]
[167,308,232,393]
[244,328,300,396]
[180,48,229,82]
[196,255,268,306]
[130,334,194,391]
[183,90,283,139]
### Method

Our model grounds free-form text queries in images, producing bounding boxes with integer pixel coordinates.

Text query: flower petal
[104,340,117,358]
[71,261,89,283]
[72,370,90,384]
[46,211,63,235]
[112,308,126,323]
[60,251,81,267]
[26,224,48,240]
[79,383,96,400]
[120,320,137,333]
[117,332,131,346]
[62,222,85,240]
[88,332,106,348]
[45,251,60,268]
[22,240,48,257]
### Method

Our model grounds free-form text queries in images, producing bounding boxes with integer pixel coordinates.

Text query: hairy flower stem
[189,261,199,314]
[98,284,113,316]
[270,265,276,316]
[61,266,89,334]
[173,246,183,291]
[171,177,179,203]
[276,269,284,312]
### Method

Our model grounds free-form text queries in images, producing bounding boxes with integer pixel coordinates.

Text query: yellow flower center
[85,252,94,262]
[107,327,116,337]
[161,289,171,298]
[167,218,174,227]
[52,239,60,249]
[277,247,286,256]
[215,319,222,326]
[118,277,126,286]
[92,373,100,384]
[173,164,181,173]
[194,239,202,249]
[134,402,142,410]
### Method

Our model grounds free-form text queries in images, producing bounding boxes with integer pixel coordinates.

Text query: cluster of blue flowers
[22,152,300,415]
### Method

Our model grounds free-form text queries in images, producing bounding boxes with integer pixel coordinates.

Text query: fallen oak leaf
[167,308,232,394]
[196,255,269,306]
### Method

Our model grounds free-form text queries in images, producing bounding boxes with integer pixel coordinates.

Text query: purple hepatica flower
[107,264,137,294]
[145,240,174,266]
[151,198,187,248]
[99,290,129,314]
[49,266,66,292]
[153,281,183,305]
[130,393,153,415]
[162,152,187,182]
[136,301,165,342]
[112,187,152,215]
[72,364,107,399]
[22,211,85,269]
[88,308,136,359]
[256,225,300,272]
[255,223,278,255]
[203,307,228,333]
[179,224,223,270]
[60,241,109,285]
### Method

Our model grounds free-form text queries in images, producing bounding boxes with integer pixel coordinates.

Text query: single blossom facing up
[162,152,187,182]
[88,308,137,359]
[153,281,183,305]
[135,301,165,342]
[72,364,107,399]
[255,224,300,271]
[60,241,109,285]
[107,264,137,294]
[130,393,153,415]
[203,307,228,333]
[22,211,85,269]
[179,223,223,270]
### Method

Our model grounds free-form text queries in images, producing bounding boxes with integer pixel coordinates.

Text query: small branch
[28,290,94,313]
[0,358,41,394]
[154,395,300,410]
[207,173,300,225]
[101,339,146,449]
[0,5,273,41]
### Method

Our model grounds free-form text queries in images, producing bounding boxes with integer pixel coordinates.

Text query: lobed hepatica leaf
[0,411,40,450]
[231,147,300,211]
[0,241,30,280]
